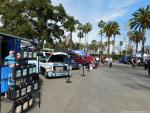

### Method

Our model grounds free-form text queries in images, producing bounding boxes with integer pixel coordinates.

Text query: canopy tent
[0,33,22,60]
[70,50,89,56]
[54,47,75,55]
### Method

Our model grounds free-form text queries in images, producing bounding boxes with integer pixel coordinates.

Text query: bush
[90,54,123,61]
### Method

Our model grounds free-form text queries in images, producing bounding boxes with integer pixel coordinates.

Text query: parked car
[119,55,131,64]
[71,56,85,65]
[71,55,93,65]
[39,52,71,78]
[64,58,80,70]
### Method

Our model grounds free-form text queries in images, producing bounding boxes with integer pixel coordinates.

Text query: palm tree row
[77,22,92,51]
[98,20,120,55]
[129,5,150,58]
[127,31,143,53]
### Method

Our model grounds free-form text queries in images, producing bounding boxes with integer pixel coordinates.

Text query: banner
[1,66,13,93]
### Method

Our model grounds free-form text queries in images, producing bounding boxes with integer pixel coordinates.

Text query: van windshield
[48,55,67,62]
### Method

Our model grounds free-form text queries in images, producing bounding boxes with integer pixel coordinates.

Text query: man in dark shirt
[16,53,26,66]
[147,58,150,76]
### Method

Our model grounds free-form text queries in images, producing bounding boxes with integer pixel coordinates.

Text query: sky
[52,0,150,50]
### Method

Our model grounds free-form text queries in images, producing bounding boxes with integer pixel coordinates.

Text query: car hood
[51,62,68,66]
[40,62,68,69]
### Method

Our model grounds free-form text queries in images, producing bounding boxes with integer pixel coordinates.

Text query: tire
[44,72,49,78]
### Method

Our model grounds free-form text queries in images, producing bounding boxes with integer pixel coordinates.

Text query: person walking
[131,57,136,67]
[108,57,113,68]
[147,57,150,76]
[143,58,148,70]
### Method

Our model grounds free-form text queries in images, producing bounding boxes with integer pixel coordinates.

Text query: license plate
[55,67,63,71]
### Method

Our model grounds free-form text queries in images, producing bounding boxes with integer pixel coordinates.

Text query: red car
[71,55,93,65]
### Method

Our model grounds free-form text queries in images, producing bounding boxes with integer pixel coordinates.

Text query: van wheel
[44,72,49,78]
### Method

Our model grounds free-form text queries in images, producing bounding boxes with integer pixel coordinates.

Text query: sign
[1,66,13,93]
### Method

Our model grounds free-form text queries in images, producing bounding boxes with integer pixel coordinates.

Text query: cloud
[108,0,138,9]
[100,10,127,21]
[51,0,147,45]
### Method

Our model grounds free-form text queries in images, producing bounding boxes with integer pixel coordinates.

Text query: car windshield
[48,54,67,62]
[45,53,51,60]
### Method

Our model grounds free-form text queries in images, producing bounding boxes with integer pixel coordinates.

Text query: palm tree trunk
[136,42,138,53]
[99,35,103,57]
[87,33,89,53]
[107,37,110,55]
[120,45,122,55]
[79,37,81,49]
[113,36,115,53]
[69,32,72,50]
[79,37,81,44]
[84,33,86,51]
[141,28,146,59]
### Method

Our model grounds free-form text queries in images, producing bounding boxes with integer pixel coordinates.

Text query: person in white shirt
[108,57,113,68]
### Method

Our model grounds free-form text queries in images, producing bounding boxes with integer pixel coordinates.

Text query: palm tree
[91,40,98,51]
[128,31,143,53]
[112,21,120,53]
[90,40,98,52]
[129,5,150,58]
[77,23,84,48]
[98,20,105,53]
[82,22,92,52]
[64,16,78,49]
[103,21,115,54]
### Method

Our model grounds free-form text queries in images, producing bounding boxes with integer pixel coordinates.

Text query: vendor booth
[0,33,42,113]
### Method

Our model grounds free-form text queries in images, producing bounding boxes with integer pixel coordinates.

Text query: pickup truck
[28,52,71,78]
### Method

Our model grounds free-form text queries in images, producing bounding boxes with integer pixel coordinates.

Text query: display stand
[10,42,41,113]
[0,36,42,113]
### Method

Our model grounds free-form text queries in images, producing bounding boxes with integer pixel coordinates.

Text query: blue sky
[52,0,150,50]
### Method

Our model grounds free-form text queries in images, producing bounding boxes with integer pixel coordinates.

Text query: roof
[52,52,68,56]
[41,48,54,52]
[54,47,75,55]
[0,32,31,41]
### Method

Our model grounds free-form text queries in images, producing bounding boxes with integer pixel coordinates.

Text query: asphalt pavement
[2,63,150,113]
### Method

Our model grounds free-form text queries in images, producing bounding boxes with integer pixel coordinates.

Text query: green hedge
[91,54,123,61]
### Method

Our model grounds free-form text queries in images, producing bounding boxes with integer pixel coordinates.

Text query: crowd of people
[92,55,150,76]
[93,56,113,68]
[130,57,150,76]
